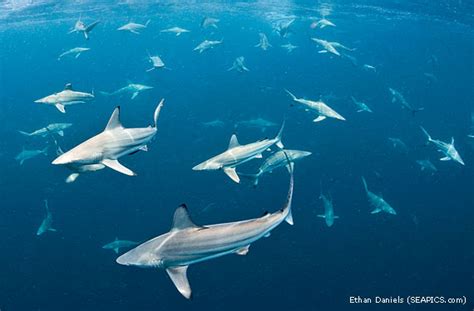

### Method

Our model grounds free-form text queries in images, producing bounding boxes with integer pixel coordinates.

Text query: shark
[255,33,272,50]
[103,238,140,254]
[58,47,90,60]
[361,177,396,215]
[310,18,336,29]
[160,27,190,36]
[116,169,294,299]
[19,123,72,138]
[146,52,166,72]
[281,43,298,53]
[192,122,285,183]
[311,38,354,56]
[101,83,153,100]
[37,200,57,236]
[52,99,164,181]
[15,146,48,165]
[388,137,408,153]
[420,127,464,165]
[274,18,295,38]
[227,56,250,72]
[68,17,100,40]
[351,96,373,113]
[285,89,345,122]
[201,17,219,28]
[117,20,150,34]
[240,149,311,186]
[201,119,225,128]
[193,39,223,53]
[317,192,339,227]
[34,83,94,113]
[235,118,278,131]
[416,159,437,173]
[362,64,377,73]
[388,88,424,114]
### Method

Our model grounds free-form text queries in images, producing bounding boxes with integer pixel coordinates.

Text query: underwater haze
[0,1,473,310]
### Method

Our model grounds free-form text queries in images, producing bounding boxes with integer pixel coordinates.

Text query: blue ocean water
[0,1,473,310]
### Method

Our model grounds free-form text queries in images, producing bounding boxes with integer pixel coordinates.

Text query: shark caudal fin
[361,176,369,193]
[284,89,298,101]
[420,126,432,142]
[18,130,32,136]
[154,99,164,128]
[239,172,260,187]
[275,120,285,148]
[281,151,294,225]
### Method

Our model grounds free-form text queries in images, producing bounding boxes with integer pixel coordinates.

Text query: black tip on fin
[179,203,188,209]
[261,211,270,217]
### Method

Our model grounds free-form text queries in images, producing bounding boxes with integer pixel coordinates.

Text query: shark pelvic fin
[55,104,66,113]
[228,134,240,149]
[172,204,203,230]
[235,245,250,255]
[102,159,136,176]
[105,107,123,131]
[223,167,240,183]
[313,115,327,122]
[166,266,192,299]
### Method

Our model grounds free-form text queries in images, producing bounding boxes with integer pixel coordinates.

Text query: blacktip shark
[160,27,190,36]
[362,64,377,73]
[68,16,100,40]
[361,177,396,215]
[37,200,57,236]
[388,137,408,153]
[116,168,294,299]
[285,89,345,122]
[310,18,336,29]
[146,51,166,72]
[240,149,311,186]
[281,43,298,53]
[201,119,225,128]
[58,47,90,60]
[227,56,250,72]
[117,20,150,34]
[103,238,139,254]
[52,99,165,182]
[416,159,437,173]
[317,191,339,227]
[15,146,48,165]
[420,127,464,165]
[101,83,153,100]
[235,117,278,131]
[19,123,72,138]
[192,122,285,183]
[351,96,373,113]
[255,33,272,50]
[389,88,424,115]
[201,17,219,29]
[311,38,354,56]
[274,18,295,38]
[34,83,94,113]
[193,39,223,53]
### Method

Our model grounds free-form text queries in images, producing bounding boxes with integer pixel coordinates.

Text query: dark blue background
[0,1,472,310]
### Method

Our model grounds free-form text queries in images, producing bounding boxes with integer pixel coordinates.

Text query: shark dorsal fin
[105,107,123,131]
[64,83,73,90]
[172,204,201,230]
[228,134,240,149]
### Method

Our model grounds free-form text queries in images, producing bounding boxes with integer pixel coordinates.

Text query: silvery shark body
[58,47,90,60]
[317,193,339,227]
[361,177,396,215]
[117,21,150,34]
[227,56,250,72]
[240,149,311,186]
[389,88,424,114]
[52,99,164,182]
[420,127,464,165]
[311,38,354,56]
[193,39,223,53]
[351,96,373,113]
[103,238,139,254]
[311,18,336,29]
[116,171,294,299]
[416,159,437,173]
[102,83,153,100]
[37,200,56,236]
[235,117,277,131]
[274,18,295,38]
[15,146,48,165]
[201,119,225,128]
[201,17,219,28]
[388,137,408,153]
[146,53,166,72]
[281,43,298,53]
[19,123,72,138]
[255,33,272,50]
[160,26,190,36]
[286,90,346,122]
[68,17,100,40]
[192,122,285,183]
[34,83,94,113]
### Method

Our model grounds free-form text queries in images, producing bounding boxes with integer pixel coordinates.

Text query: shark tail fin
[412,107,425,115]
[154,99,164,128]
[281,151,294,225]
[239,173,260,187]
[285,89,297,101]
[361,177,368,193]
[275,120,285,148]
[420,126,432,142]
[18,130,32,136]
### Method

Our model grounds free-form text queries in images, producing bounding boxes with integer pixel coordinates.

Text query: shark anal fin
[102,159,136,176]
[166,266,192,299]
[55,104,66,113]
[223,167,240,183]
[235,245,250,255]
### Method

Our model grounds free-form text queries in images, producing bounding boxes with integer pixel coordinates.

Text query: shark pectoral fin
[139,145,148,152]
[235,245,250,256]
[66,173,80,183]
[223,167,240,183]
[58,131,64,137]
[131,92,139,100]
[102,159,136,176]
[285,162,294,173]
[317,215,326,218]
[440,156,451,161]
[255,153,263,159]
[313,116,326,122]
[371,208,382,214]
[166,266,192,299]
[75,53,81,59]
[55,104,66,113]
[114,248,119,254]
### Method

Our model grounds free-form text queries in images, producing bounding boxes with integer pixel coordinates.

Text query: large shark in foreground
[116,170,294,299]
[285,90,345,122]
[420,127,464,165]
[192,122,285,183]
[34,83,94,113]
[52,99,164,182]
[361,177,396,215]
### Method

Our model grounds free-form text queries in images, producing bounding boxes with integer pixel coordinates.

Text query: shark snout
[52,154,70,165]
